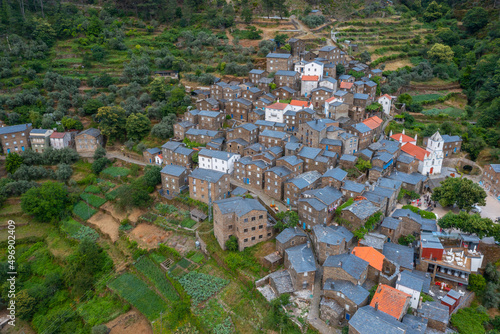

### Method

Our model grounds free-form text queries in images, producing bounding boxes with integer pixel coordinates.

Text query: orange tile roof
[302,75,319,81]
[352,246,384,271]
[362,116,383,130]
[266,102,289,110]
[370,284,411,319]
[390,133,415,143]
[290,100,310,107]
[378,94,393,100]
[401,142,430,161]
[340,81,354,89]
[325,96,337,103]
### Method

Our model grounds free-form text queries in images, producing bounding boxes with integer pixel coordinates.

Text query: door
[166,190,169,195]
[346,313,350,320]
[326,145,329,151]
[7,149,10,154]
[430,167,434,174]
[303,222,306,230]
[287,198,290,205]
[150,159,152,163]
[231,114,233,118]
[22,146,25,151]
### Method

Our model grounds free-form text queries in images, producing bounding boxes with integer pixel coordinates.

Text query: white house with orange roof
[401,136,443,176]
[289,100,313,111]
[304,60,324,80]
[377,94,395,115]
[389,130,417,145]
[264,102,292,123]
[301,75,319,97]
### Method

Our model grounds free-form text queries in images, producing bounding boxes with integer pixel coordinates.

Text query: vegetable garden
[135,256,180,302]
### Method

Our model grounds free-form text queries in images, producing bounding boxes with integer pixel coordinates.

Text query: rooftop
[401,142,430,162]
[287,171,322,189]
[312,224,346,246]
[397,271,424,293]
[342,199,379,220]
[391,133,415,143]
[302,75,319,81]
[276,227,306,244]
[275,70,298,77]
[190,168,226,183]
[323,279,370,306]
[352,246,385,271]
[324,253,369,280]
[214,197,266,217]
[370,284,411,319]
[322,167,348,181]
[160,164,187,177]
[383,243,414,270]
[418,302,449,324]
[0,123,32,135]
[285,243,317,273]
[349,305,408,334]
[266,53,291,59]
[266,102,289,110]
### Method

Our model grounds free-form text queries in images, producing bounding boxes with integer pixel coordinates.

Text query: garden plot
[106,309,152,334]
[101,202,129,221]
[88,211,120,242]
[73,201,97,220]
[135,256,179,302]
[129,223,174,250]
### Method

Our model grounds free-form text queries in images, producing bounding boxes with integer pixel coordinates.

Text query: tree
[274,33,288,47]
[143,165,161,187]
[5,153,24,174]
[83,99,104,115]
[55,163,72,182]
[423,1,447,22]
[275,211,299,231]
[93,147,106,160]
[32,18,56,47]
[95,106,127,140]
[483,282,500,308]
[431,177,486,212]
[485,263,500,284]
[360,51,371,63]
[336,63,345,75]
[241,6,252,24]
[16,290,36,320]
[126,113,151,141]
[366,102,382,113]
[436,27,459,46]
[225,235,238,251]
[21,182,72,223]
[355,158,372,172]
[427,43,454,64]
[468,274,486,293]
[91,158,110,175]
[61,116,83,130]
[463,7,488,33]
[149,77,168,101]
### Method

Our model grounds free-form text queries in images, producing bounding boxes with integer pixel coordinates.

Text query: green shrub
[85,185,102,194]
[450,306,489,334]
[77,294,127,326]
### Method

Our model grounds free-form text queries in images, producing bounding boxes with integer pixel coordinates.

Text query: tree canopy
[431,177,486,212]
[95,106,127,140]
[21,181,73,222]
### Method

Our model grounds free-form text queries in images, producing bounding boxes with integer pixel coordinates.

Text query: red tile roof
[340,81,354,89]
[290,100,310,107]
[325,96,337,103]
[266,102,289,110]
[50,132,66,138]
[302,75,319,81]
[370,284,411,319]
[352,246,384,271]
[362,116,383,130]
[378,94,393,100]
[401,142,430,161]
[390,133,415,143]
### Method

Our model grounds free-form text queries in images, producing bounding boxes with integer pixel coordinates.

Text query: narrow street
[307,266,338,334]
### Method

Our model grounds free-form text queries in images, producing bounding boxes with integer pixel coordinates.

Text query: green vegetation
[451,306,489,334]
[439,212,499,240]
[135,256,180,301]
[61,219,99,242]
[178,272,229,305]
[431,178,486,212]
[77,294,129,327]
[109,272,169,321]
[102,167,131,178]
[80,193,107,208]
[402,205,437,219]
[73,201,98,220]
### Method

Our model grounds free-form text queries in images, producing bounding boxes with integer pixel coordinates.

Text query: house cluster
[0,124,104,155]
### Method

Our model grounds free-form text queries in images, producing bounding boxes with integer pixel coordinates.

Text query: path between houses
[307,266,339,334]
[229,177,289,212]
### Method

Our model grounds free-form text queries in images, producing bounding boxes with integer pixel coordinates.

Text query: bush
[301,15,326,28]
[225,236,238,251]
[450,306,489,334]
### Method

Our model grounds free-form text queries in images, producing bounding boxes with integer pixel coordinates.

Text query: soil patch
[88,211,120,242]
[129,223,196,253]
[383,58,413,71]
[102,202,129,222]
[106,309,152,334]
[129,208,148,223]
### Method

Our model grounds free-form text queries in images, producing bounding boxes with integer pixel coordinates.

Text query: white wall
[396,284,420,309]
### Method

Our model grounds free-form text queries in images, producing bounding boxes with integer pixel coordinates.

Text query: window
[259,215,263,219]
[244,228,248,233]
[244,238,248,242]
[251,217,256,221]
[252,227,256,231]
[251,236,256,241]
[244,218,248,223]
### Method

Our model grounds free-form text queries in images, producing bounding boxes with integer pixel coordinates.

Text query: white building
[30,129,54,153]
[377,94,395,115]
[49,132,73,149]
[264,102,292,123]
[319,77,338,92]
[155,154,163,165]
[401,132,443,176]
[304,61,324,80]
[289,100,313,111]
[198,148,241,174]
[301,76,319,97]
[294,60,307,75]
[395,271,424,309]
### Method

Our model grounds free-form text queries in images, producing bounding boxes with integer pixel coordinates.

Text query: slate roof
[489,164,500,173]
[420,232,444,250]
[339,75,352,81]
[249,69,265,74]
[397,270,424,293]
[322,76,337,83]
[374,152,394,164]
[198,110,221,118]
[162,141,182,150]
[359,148,374,159]
[441,134,462,143]
[369,139,400,154]
[250,108,265,116]
[410,270,432,294]
[349,305,408,334]
[30,129,52,134]
[323,279,370,306]
[388,171,426,185]
[397,152,415,164]
[319,46,337,52]
[267,166,292,177]
[267,146,283,156]
[276,70,298,77]
[334,90,348,97]
[278,155,303,166]
[231,186,248,196]
[176,120,195,129]
[285,142,302,151]
[235,98,253,106]
[298,146,322,160]
[0,123,32,135]
[145,147,161,155]
[199,148,239,161]
[276,227,306,244]
[215,197,266,217]
[342,180,365,193]
[353,123,372,134]
[266,53,291,59]
[279,86,297,94]
[287,171,322,189]
[160,164,187,177]
[354,93,369,100]
[342,200,379,220]
[340,154,357,162]
[312,224,346,245]
[418,302,449,324]
[331,225,354,244]
[402,314,427,334]
[320,138,342,147]
[285,243,317,273]
[185,128,219,137]
[323,253,369,280]
[322,167,348,181]
[78,128,101,137]
[383,243,414,270]
[260,129,288,139]
[381,217,400,230]
[190,168,226,183]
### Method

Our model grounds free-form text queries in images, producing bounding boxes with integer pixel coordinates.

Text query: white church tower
[424,131,444,175]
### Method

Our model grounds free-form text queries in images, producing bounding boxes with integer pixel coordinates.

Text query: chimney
[402,129,405,135]
[374,302,379,311]
[338,261,342,266]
